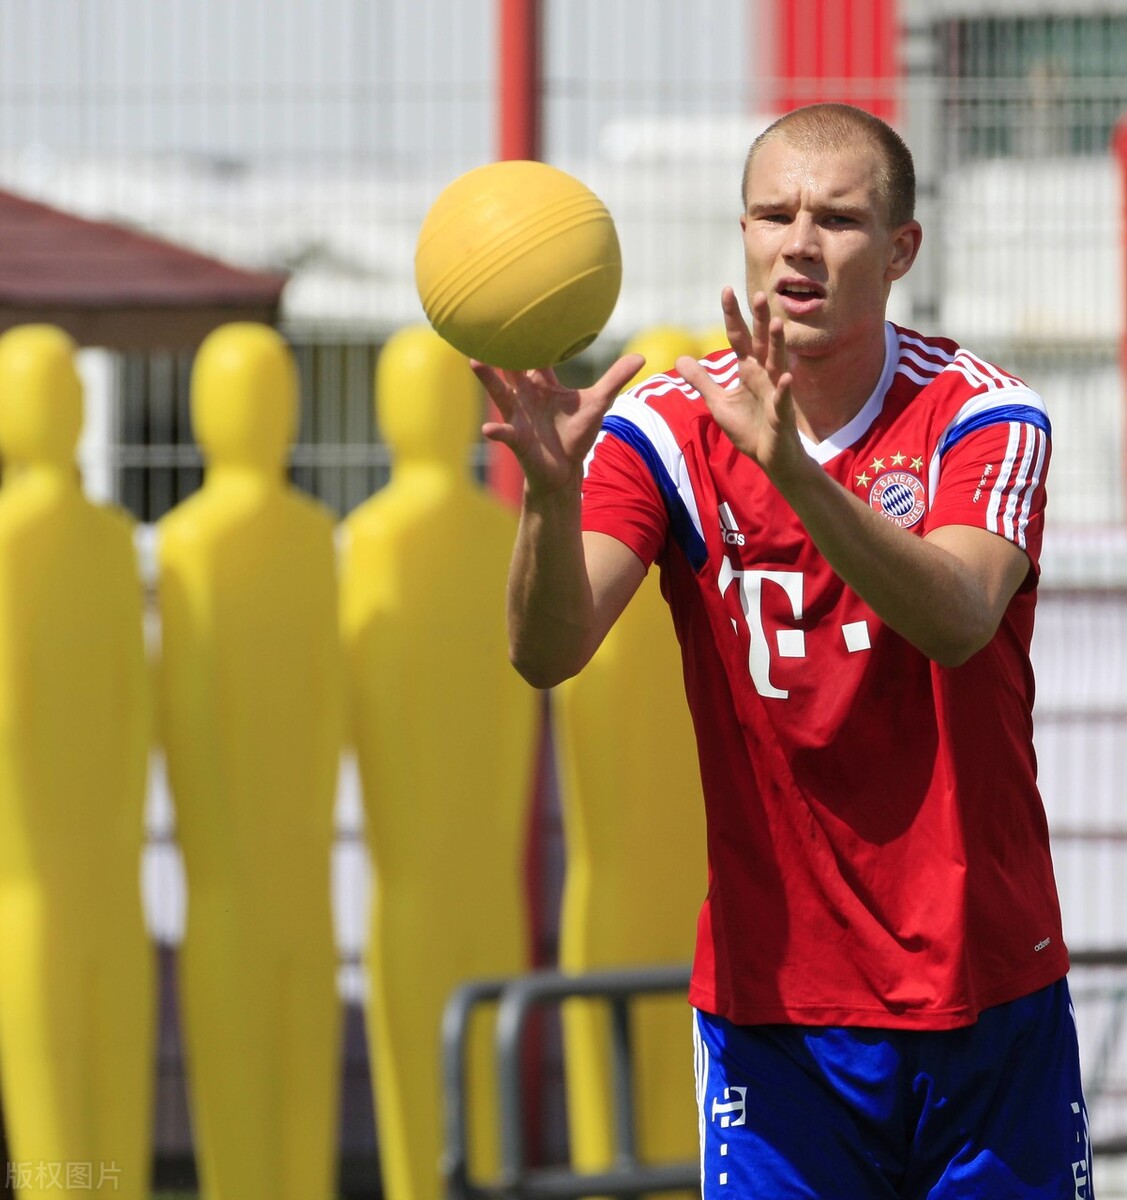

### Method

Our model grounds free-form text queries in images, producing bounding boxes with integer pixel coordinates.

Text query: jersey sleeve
[925,400,1051,571]
[580,427,669,568]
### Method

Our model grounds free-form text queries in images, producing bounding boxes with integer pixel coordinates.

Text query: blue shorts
[693,979,1092,1199]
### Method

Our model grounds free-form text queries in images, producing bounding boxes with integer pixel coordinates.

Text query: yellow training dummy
[0,325,153,1199]
[340,325,539,1200]
[554,326,709,1186]
[156,324,343,1200]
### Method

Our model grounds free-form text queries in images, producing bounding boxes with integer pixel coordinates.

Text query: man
[475,103,1092,1198]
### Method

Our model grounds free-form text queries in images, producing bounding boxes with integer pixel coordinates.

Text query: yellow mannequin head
[376,325,479,470]
[191,323,298,472]
[0,324,82,470]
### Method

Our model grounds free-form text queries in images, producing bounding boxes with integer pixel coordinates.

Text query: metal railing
[443,964,697,1200]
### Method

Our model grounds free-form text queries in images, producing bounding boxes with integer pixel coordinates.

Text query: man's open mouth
[777,280,825,301]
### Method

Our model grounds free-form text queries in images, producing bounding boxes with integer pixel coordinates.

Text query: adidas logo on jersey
[719,502,745,546]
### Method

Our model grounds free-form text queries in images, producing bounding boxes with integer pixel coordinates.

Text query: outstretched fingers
[675,353,712,403]
[772,371,795,424]
[476,351,647,475]
[471,360,517,422]
[595,352,646,403]
[720,289,788,386]
[748,290,772,365]
[764,314,788,382]
[720,287,754,359]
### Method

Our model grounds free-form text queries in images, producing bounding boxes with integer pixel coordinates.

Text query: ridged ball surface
[414,160,622,370]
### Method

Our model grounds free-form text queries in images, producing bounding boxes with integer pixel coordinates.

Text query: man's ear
[887,220,923,282]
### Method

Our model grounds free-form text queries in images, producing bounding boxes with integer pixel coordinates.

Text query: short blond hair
[742,103,916,228]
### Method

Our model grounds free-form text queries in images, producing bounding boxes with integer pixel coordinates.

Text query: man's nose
[784,214,821,261]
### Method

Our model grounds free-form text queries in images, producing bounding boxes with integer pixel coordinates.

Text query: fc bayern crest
[869,470,926,528]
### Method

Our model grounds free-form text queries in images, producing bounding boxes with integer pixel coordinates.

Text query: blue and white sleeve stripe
[588,393,709,571]
[936,389,1050,551]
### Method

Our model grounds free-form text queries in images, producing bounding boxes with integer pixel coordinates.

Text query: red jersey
[580,322,1068,1030]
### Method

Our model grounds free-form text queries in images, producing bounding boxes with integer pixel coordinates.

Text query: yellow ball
[414,160,622,370]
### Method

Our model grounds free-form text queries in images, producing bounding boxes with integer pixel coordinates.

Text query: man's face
[740,135,919,361]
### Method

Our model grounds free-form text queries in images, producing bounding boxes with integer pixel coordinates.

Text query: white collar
[798,322,898,465]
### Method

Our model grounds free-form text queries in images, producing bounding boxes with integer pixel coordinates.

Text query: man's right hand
[474,351,648,688]
[474,354,645,497]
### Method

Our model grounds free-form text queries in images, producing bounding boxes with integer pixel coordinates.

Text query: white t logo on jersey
[720,566,805,699]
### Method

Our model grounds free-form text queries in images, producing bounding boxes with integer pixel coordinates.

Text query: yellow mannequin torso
[156,324,343,1200]
[0,326,153,1198]
[341,326,539,1200]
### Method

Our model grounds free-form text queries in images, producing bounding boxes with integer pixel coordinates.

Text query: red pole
[772,0,900,122]
[494,0,553,1166]
[491,0,542,509]
[499,0,542,164]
